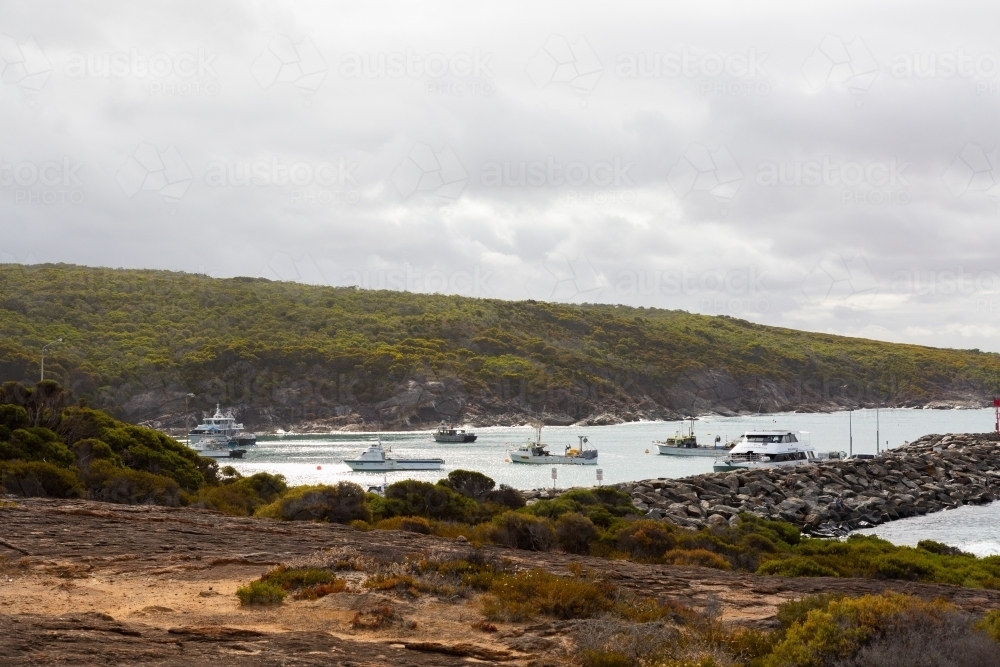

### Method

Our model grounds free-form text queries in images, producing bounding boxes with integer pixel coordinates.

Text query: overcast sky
[4,1,1000,351]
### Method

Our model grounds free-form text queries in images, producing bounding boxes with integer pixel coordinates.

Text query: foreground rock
[610,432,1000,534]
[6,497,1000,666]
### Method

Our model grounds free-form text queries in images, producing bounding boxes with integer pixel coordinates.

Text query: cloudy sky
[4,1,1000,351]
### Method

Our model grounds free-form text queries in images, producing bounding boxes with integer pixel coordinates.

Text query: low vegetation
[235,566,346,605]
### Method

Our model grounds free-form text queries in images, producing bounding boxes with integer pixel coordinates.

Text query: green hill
[0,263,997,430]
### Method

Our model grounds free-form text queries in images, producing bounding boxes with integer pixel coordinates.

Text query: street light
[184,393,195,446]
[40,338,62,382]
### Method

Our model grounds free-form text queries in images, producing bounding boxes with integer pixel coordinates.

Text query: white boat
[344,437,444,471]
[433,422,478,443]
[655,419,732,457]
[713,430,820,472]
[189,438,246,459]
[188,404,257,448]
[509,427,598,465]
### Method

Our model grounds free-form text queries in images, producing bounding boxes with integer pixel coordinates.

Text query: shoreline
[156,403,994,438]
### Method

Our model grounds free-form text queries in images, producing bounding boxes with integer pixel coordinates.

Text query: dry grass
[351,605,396,630]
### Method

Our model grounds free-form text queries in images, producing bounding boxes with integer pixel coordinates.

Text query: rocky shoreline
[523,432,1000,536]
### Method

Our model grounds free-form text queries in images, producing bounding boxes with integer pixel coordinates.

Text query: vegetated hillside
[0,263,997,430]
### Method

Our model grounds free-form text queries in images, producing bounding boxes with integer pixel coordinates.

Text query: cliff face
[125,365,991,434]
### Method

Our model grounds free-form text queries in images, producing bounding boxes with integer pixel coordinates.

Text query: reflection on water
[222,407,998,491]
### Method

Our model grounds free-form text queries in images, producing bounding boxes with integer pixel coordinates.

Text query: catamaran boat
[655,419,732,456]
[188,404,257,447]
[509,426,598,465]
[343,437,444,471]
[433,422,478,443]
[712,430,820,472]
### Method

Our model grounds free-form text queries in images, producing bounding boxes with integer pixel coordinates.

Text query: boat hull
[197,448,247,459]
[656,445,729,457]
[509,453,598,465]
[433,434,478,443]
[344,459,444,471]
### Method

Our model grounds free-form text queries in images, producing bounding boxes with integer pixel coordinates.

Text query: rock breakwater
[525,433,1000,535]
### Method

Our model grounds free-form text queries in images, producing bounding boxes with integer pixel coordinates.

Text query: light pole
[876,404,880,455]
[184,393,195,446]
[40,338,62,382]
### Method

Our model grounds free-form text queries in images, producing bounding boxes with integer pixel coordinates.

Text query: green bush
[758,556,839,578]
[1,428,75,467]
[258,482,371,523]
[555,512,599,554]
[0,404,29,431]
[482,569,615,621]
[615,520,678,559]
[375,479,478,522]
[0,460,84,497]
[71,438,122,468]
[439,469,495,501]
[490,511,555,551]
[235,580,287,606]
[84,459,182,506]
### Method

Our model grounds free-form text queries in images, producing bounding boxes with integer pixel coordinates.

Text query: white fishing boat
[509,426,598,465]
[188,404,257,447]
[189,439,246,459]
[654,419,731,457]
[343,437,444,471]
[433,422,478,443]
[713,430,820,472]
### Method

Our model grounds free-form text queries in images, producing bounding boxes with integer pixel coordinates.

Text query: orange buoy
[316,465,322,470]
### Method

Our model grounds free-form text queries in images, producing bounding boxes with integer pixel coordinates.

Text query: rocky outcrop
[611,433,1000,535]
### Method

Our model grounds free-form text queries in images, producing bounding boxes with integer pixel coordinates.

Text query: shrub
[0,460,84,498]
[662,549,732,570]
[84,459,181,506]
[71,438,122,468]
[0,404,29,431]
[918,539,971,557]
[757,556,839,578]
[976,609,1000,643]
[235,580,286,605]
[439,469,495,501]
[490,511,555,551]
[481,569,615,621]
[556,512,599,554]
[191,472,289,516]
[258,482,371,523]
[2,428,75,467]
[257,566,345,600]
[763,593,954,667]
[351,605,395,629]
[376,479,477,522]
[615,520,678,560]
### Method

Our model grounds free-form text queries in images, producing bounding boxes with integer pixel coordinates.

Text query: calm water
[225,407,998,491]
[854,503,1000,557]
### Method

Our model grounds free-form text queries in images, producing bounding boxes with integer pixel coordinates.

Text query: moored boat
[189,437,247,459]
[433,422,478,443]
[188,404,257,447]
[713,430,819,472]
[655,419,731,456]
[344,437,444,471]
[509,426,598,465]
